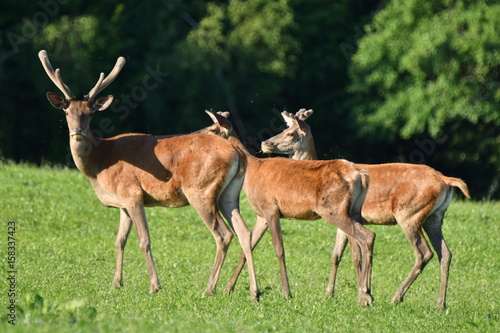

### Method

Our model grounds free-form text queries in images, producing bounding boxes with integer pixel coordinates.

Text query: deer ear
[93,95,114,111]
[297,119,310,135]
[216,114,232,131]
[46,92,69,109]
[205,110,233,131]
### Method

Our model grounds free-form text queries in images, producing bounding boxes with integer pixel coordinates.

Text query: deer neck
[291,135,318,161]
[69,132,101,178]
[228,134,250,156]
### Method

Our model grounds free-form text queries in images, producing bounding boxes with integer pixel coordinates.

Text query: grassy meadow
[0,162,498,332]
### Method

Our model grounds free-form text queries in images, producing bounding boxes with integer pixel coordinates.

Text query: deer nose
[69,128,86,140]
[261,141,274,153]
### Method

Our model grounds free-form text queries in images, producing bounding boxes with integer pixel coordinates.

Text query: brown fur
[38,51,260,301]
[206,111,375,306]
[263,110,470,308]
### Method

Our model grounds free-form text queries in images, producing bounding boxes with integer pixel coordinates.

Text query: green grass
[0,162,498,332]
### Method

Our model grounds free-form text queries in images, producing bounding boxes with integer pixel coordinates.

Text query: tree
[348,0,500,198]
[166,0,299,150]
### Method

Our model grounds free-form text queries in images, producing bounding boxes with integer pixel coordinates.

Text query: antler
[281,111,298,128]
[86,56,126,100]
[38,50,75,100]
[295,108,313,121]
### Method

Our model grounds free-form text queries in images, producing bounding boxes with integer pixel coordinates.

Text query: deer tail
[441,175,471,199]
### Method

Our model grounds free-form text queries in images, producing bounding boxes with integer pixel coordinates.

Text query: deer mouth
[69,131,86,141]
[261,142,276,154]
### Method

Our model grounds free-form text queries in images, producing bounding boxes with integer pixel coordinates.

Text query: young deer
[261,109,470,308]
[38,50,260,301]
[204,111,375,306]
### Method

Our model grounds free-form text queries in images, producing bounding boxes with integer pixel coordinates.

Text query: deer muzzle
[69,130,86,141]
[261,141,275,154]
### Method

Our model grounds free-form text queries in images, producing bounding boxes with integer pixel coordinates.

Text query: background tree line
[0,0,498,199]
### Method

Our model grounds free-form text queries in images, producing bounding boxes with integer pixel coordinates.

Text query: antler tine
[86,73,105,100]
[38,50,75,100]
[295,108,313,121]
[86,56,126,100]
[281,111,296,119]
[216,111,230,118]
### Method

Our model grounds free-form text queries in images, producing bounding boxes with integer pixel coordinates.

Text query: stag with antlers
[38,50,260,301]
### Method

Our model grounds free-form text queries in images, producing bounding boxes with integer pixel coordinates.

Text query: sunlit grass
[0,162,498,332]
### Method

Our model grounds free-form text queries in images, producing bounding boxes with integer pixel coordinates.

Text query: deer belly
[280,208,321,221]
[142,187,189,207]
[361,205,397,225]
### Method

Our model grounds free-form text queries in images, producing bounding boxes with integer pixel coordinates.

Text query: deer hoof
[391,293,404,304]
[325,288,334,298]
[359,292,374,307]
[223,285,235,295]
[112,280,123,289]
[202,289,216,298]
[251,292,260,302]
[282,290,292,300]
[436,301,446,310]
[149,284,161,294]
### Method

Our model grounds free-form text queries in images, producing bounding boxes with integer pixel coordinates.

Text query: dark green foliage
[0,0,498,198]
[348,0,500,198]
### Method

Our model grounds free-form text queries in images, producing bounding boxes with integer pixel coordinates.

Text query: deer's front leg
[326,229,349,297]
[266,214,291,299]
[125,203,161,294]
[112,208,133,288]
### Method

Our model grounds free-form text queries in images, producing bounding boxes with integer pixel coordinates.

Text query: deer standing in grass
[261,109,470,308]
[38,50,260,301]
[204,111,375,306]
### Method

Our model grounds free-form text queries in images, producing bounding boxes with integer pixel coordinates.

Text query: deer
[37,50,260,301]
[261,108,471,309]
[203,110,375,306]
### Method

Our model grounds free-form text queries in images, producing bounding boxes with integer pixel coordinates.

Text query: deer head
[261,110,313,156]
[203,110,233,138]
[38,50,126,141]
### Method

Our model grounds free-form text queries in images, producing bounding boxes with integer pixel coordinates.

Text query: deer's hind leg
[423,210,451,309]
[191,201,234,298]
[219,176,260,302]
[391,220,434,304]
[224,215,267,295]
[319,207,375,306]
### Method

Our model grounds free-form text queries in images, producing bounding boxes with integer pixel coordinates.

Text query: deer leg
[196,207,234,298]
[326,229,349,297]
[125,203,161,294]
[423,213,450,309]
[266,214,292,299]
[326,232,363,297]
[112,208,133,288]
[321,211,375,306]
[352,222,375,306]
[348,235,363,288]
[392,225,433,304]
[224,215,268,295]
[219,188,261,302]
